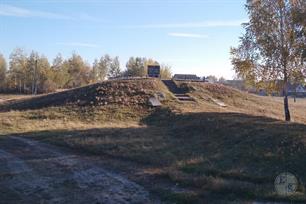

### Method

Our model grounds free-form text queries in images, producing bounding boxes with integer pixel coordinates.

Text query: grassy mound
[2,79,306,203]
[175,81,306,124]
[177,81,268,107]
[0,79,173,112]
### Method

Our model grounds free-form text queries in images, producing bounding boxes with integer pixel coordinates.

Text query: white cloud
[0,4,106,23]
[123,19,247,29]
[79,13,106,23]
[0,4,72,20]
[168,33,208,38]
[56,42,99,48]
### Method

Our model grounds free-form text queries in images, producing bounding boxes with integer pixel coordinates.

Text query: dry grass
[14,109,306,203]
[0,79,175,112]
[0,94,32,104]
[0,105,146,135]
[1,80,306,203]
[177,82,306,124]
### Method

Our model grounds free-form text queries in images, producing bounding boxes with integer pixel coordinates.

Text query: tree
[51,53,64,70]
[126,57,146,77]
[292,0,306,64]
[9,48,28,93]
[93,55,111,81]
[160,64,172,79]
[291,0,306,68]
[36,55,52,93]
[64,53,90,88]
[26,51,51,94]
[27,51,40,94]
[0,54,7,89]
[50,53,68,89]
[108,56,121,78]
[125,58,172,78]
[145,58,159,69]
[91,59,99,83]
[218,77,227,83]
[230,0,306,121]
[290,69,305,102]
[206,75,218,83]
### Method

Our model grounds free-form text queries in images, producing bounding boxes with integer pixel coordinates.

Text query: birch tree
[108,56,121,78]
[126,57,146,77]
[160,64,172,79]
[9,48,28,93]
[93,55,111,81]
[0,54,7,91]
[231,0,306,121]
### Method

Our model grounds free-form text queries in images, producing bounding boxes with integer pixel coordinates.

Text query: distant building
[288,84,306,97]
[272,81,306,97]
[173,74,202,81]
[221,79,306,97]
[221,80,247,91]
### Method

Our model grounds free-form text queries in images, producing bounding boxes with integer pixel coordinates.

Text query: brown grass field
[0,94,31,103]
[1,79,306,203]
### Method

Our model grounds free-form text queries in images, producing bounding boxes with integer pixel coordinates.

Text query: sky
[0,0,248,79]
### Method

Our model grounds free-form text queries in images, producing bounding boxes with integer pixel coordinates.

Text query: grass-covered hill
[1,79,306,203]
[176,81,306,124]
[0,78,174,112]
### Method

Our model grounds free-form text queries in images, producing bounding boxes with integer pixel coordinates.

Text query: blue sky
[0,0,247,79]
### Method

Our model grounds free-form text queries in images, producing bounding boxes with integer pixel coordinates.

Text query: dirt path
[0,136,158,204]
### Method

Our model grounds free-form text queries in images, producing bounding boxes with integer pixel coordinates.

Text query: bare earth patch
[0,136,158,204]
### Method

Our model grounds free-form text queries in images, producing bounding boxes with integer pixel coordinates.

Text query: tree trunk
[32,80,35,94]
[279,2,291,122]
[294,87,296,103]
[283,82,291,121]
[33,60,38,95]
[34,84,37,95]
[19,79,22,93]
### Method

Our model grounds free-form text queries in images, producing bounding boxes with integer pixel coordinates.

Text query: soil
[0,136,159,204]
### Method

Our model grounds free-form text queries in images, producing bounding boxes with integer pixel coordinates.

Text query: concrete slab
[211,98,227,107]
[149,97,162,107]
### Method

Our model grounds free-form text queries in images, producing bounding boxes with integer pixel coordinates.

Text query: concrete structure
[147,65,161,78]
[173,74,202,81]
[288,84,306,97]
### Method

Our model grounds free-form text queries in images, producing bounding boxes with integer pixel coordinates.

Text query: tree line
[0,48,172,94]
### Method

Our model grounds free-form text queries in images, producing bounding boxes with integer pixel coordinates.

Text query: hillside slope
[1,79,306,203]
[0,79,174,112]
[2,79,305,124]
[176,81,306,124]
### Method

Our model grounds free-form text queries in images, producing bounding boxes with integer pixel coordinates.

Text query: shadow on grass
[6,108,306,203]
[0,84,100,112]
